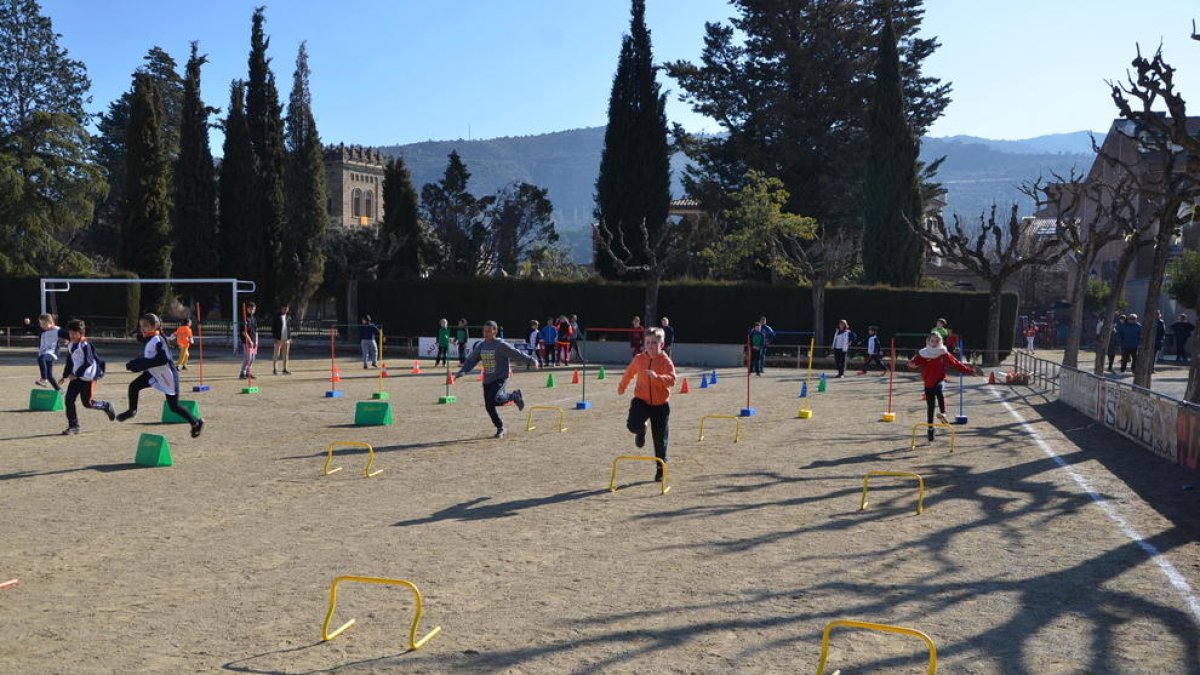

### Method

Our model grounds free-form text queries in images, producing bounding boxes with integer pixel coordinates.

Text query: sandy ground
[1,348,1198,674]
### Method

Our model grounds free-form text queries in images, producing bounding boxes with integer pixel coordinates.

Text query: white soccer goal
[40,277,256,352]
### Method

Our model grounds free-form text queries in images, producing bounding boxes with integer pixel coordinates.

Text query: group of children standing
[32,312,205,438]
[527,314,581,367]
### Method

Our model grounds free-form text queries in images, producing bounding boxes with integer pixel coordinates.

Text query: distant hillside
[375,128,1101,261]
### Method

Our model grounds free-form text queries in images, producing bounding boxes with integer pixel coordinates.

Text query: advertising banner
[1101,382,1179,464]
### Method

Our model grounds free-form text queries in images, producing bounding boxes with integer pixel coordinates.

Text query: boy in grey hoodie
[455,321,540,438]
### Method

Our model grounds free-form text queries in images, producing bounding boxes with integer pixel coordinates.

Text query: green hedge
[356,278,1018,352]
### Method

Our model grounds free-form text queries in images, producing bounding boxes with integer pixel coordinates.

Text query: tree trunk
[643,274,660,328]
[1092,241,1140,375]
[1063,264,1090,368]
[812,281,826,348]
[985,280,1003,367]
[1133,226,1175,388]
[1186,330,1200,403]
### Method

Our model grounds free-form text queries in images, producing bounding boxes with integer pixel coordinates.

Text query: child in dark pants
[907,332,978,442]
[57,319,115,435]
[34,313,68,390]
[116,313,205,438]
[618,327,676,481]
[454,321,539,438]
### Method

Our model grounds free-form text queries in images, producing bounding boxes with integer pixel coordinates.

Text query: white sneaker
[935,412,949,425]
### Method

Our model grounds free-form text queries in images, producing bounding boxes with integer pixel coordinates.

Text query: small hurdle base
[192,384,211,392]
[797,408,813,419]
[371,391,390,400]
[739,407,757,417]
[954,414,968,425]
[241,386,260,394]
[324,390,344,398]
[437,395,458,404]
[881,412,895,422]
[575,400,593,410]
[609,455,670,495]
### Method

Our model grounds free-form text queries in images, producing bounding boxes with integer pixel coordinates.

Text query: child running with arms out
[116,313,205,438]
[617,327,676,482]
[34,313,68,390]
[907,332,978,442]
[57,319,116,435]
[454,321,539,439]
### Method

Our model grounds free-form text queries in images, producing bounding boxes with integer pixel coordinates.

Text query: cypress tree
[282,41,327,314]
[862,18,925,286]
[218,81,258,282]
[173,42,219,280]
[593,0,671,278]
[121,73,172,304]
[246,6,287,309]
[381,155,425,278]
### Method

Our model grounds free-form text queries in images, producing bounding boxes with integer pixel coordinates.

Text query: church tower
[323,143,386,226]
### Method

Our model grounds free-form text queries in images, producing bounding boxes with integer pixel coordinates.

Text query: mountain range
[374,128,1104,261]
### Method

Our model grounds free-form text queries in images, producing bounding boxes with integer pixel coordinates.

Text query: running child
[617,327,676,482]
[34,313,67,390]
[907,332,978,442]
[116,313,204,438]
[454,321,539,439]
[171,318,194,371]
[57,319,116,435]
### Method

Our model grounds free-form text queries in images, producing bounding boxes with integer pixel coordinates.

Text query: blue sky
[40,0,1200,148]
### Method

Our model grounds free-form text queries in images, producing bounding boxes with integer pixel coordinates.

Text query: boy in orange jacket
[618,327,676,481]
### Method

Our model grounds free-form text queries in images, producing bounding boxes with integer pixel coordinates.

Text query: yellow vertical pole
[805,336,815,393]
[378,328,385,395]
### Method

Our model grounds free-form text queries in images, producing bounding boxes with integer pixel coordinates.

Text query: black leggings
[38,355,60,390]
[434,345,448,366]
[833,349,847,376]
[128,372,198,425]
[924,382,946,425]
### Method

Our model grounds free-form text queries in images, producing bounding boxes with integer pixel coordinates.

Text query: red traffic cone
[988,371,997,385]
[411,360,422,374]
[381,363,389,377]
[680,378,690,394]
[331,367,341,383]
[446,372,455,385]
[572,369,580,384]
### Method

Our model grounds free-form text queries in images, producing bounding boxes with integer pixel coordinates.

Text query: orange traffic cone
[446,372,455,385]
[381,363,389,377]
[988,371,997,385]
[331,366,341,383]
[680,378,690,394]
[572,369,580,384]
[411,360,422,374]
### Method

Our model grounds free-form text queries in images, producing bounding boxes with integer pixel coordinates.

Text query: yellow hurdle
[859,471,926,516]
[323,441,383,478]
[815,619,937,675]
[526,405,567,433]
[609,455,670,495]
[321,575,442,650]
[698,414,742,442]
[909,422,957,452]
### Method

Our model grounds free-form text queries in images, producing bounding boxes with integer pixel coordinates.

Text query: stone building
[323,143,386,227]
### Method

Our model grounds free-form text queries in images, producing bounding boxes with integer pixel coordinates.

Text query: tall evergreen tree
[668,0,949,238]
[0,0,103,275]
[218,81,258,282]
[173,42,219,280]
[281,41,327,314]
[245,6,287,308]
[380,155,427,278]
[422,151,491,276]
[91,48,184,262]
[120,73,172,300]
[862,18,924,285]
[593,0,671,279]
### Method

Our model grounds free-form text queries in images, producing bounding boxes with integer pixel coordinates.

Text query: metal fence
[1012,350,1062,396]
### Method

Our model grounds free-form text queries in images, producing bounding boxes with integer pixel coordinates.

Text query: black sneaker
[191,419,205,438]
[494,427,507,439]
[654,468,664,482]
[635,425,647,449]
[927,430,935,442]
[273,368,278,375]
[238,373,247,380]
[102,403,116,422]
[282,370,292,375]
[512,389,525,411]
[61,426,80,436]
[116,409,137,422]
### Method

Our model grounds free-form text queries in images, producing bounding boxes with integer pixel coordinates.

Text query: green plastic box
[29,389,64,411]
[354,401,393,426]
[160,399,200,424]
[135,433,173,467]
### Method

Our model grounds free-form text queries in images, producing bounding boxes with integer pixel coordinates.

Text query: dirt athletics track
[1,351,1198,674]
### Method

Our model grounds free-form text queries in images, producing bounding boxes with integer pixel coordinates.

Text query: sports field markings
[992,387,1200,622]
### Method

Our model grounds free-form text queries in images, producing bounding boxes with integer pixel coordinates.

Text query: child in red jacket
[908,333,979,441]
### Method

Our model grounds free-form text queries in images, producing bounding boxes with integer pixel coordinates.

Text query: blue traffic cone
[710,369,718,384]
[700,373,710,389]
[799,381,808,398]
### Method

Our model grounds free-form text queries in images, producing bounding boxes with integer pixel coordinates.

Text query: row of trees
[594,0,944,329]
